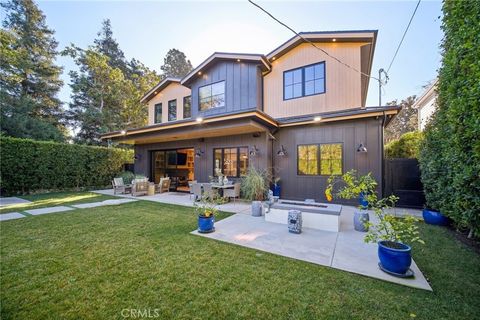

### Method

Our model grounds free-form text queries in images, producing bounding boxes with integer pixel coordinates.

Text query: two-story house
[102,30,400,201]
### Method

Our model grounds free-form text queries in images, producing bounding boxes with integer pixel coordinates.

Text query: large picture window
[214,147,248,177]
[199,81,225,111]
[154,103,162,123]
[284,61,326,100]
[168,99,176,121]
[297,143,342,176]
[183,96,191,118]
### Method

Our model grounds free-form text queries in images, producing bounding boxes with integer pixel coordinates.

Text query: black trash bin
[288,210,302,234]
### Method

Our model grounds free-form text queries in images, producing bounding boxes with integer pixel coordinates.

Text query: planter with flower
[272,177,281,197]
[194,194,224,233]
[325,170,377,232]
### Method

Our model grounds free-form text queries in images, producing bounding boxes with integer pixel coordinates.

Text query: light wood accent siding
[264,42,368,119]
[147,82,191,125]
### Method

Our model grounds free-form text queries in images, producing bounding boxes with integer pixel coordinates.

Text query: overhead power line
[386,0,421,73]
[248,0,380,82]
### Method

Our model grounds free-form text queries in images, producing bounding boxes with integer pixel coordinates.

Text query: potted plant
[422,207,450,226]
[272,177,281,197]
[241,167,270,217]
[325,170,377,232]
[194,194,223,233]
[364,195,424,276]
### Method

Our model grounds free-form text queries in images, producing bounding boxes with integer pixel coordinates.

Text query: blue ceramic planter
[273,184,281,197]
[378,241,412,275]
[198,215,215,233]
[422,209,450,226]
[359,192,369,209]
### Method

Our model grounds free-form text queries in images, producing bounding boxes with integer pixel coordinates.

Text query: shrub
[117,171,135,184]
[240,168,270,201]
[0,136,133,195]
[385,131,423,158]
[419,1,480,238]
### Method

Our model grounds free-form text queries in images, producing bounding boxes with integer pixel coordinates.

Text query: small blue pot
[359,192,369,209]
[422,209,450,226]
[198,215,215,233]
[273,184,281,197]
[378,241,412,275]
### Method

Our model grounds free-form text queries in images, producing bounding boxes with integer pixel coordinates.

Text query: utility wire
[248,0,380,82]
[386,0,421,73]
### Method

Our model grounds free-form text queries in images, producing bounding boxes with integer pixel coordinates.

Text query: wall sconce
[357,143,368,153]
[249,145,259,157]
[134,154,142,161]
[195,148,204,158]
[277,145,287,156]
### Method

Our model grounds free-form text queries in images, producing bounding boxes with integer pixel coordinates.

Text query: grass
[0,191,119,214]
[1,199,479,319]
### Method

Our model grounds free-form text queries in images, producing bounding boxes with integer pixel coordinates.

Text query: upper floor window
[183,96,191,118]
[297,143,342,176]
[199,81,225,111]
[284,61,326,100]
[168,99,176,121]
[154,103,162,123]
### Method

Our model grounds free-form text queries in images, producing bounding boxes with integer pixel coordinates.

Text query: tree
[160,48,193,78]
[0,0,65,141]
[63,21,160,145]
[419,0,480,238]
[384,95,418,142]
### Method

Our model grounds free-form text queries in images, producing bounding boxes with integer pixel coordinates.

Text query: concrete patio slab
[0,212,26,221]
[71,198,138,209]
[0,197,31,207]
[26,206,75,216]
[192,213,432,291]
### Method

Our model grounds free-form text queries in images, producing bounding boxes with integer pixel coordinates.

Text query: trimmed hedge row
[0,136,133,195]
[385,131,423,159]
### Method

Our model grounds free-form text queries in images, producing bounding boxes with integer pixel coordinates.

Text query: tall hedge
[385,131,423,158]
[419,0,480,237]
[0,137,133,195]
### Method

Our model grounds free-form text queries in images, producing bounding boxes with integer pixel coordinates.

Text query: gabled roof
[413,79,438,109]
[140,77,183,103]
[181,52,271,86]
[267,30,378,61]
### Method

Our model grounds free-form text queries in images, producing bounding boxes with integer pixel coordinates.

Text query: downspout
[381,110,387,197]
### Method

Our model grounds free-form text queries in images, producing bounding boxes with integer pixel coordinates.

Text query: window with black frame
[297,143,342,176]
[199,81,225,111]
[154,103,162,123]
[168,99,176,121]
[183,96,191,118]
[214,147,248,177]
[284,61,325,100]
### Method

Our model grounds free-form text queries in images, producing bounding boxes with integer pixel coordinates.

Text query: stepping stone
[25,206,75,216]
[0,197,32,207]
[0,212,26,221]
[71,198,137,209]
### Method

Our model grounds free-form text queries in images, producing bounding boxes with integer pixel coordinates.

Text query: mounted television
[176,152,187,166]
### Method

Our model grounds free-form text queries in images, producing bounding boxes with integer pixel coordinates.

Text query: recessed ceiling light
[272,57,276,60]
[332,38,337,42]
[236,59,241,62]
[313,116,322,122]
[198,71,202,75]
[196,117,203,123]
[120,130,127,135]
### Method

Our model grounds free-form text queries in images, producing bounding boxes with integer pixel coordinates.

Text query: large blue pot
[422,209,450,226]
[198,215,215,233]
[378,241,412,275]
[359,192,368,209]
[273,184,281,197]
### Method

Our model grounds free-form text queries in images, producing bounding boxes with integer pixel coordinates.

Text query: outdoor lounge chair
[112,177,132,195]
[202,183,216,200]
[157,178,171,193]
[191,183,202,201]
[188,180,198,199]
[223,183,241,202]
[132,178,149,197]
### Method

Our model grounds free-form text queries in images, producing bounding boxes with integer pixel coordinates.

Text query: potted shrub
[272,177,281,197]
[325,170,377,232]
[241,168,270,217]
[194,194,224,233]
[364,195,424,276]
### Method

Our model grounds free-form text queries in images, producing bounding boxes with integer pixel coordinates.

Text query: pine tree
[94,19,128,74]
[0,0,65,141]
[160,48,193,78]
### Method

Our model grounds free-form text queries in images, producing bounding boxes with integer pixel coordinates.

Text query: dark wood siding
[190,61,262,119]
[273,118,383,203]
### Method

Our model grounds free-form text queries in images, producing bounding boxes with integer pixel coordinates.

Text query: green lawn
[1,200,479,319]
[0,191,118,214]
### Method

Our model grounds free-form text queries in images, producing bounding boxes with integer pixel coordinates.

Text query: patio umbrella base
[378,262,414,278]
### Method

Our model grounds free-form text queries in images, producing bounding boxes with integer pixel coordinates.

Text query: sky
[35,0,443,107]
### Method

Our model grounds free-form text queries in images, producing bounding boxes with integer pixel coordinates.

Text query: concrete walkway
[0,197,31,207]
[192,206,432,291]
[0,212,26,221]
